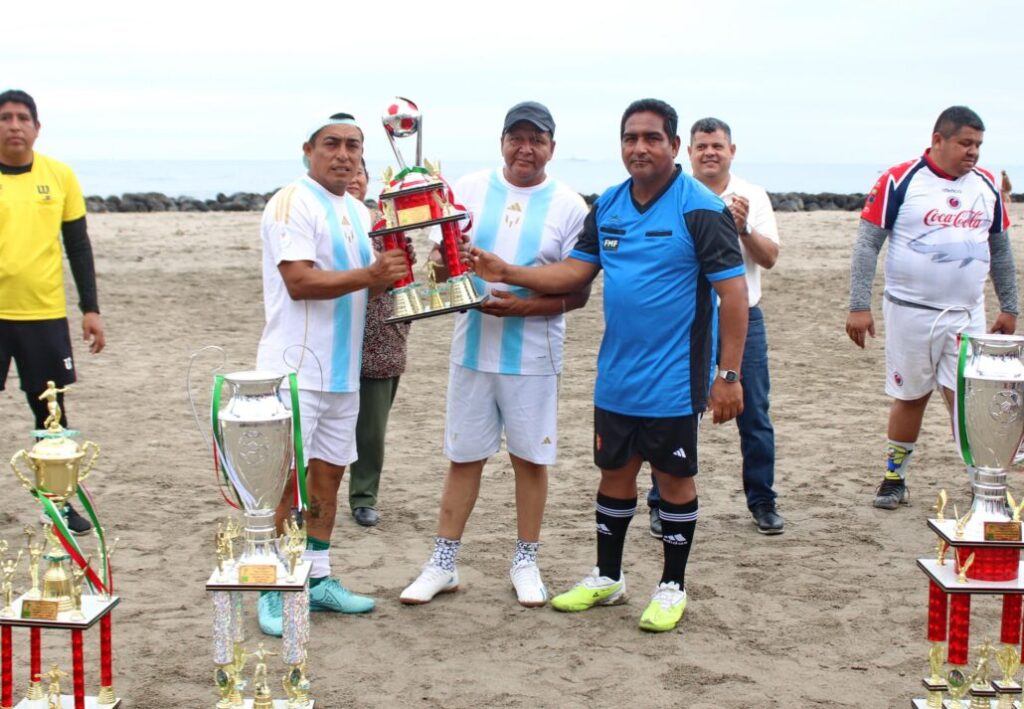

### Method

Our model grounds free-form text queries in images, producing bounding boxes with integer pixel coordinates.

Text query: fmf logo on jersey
[947,196,961,209]
[923,209,987,229]
[602,238,619,251]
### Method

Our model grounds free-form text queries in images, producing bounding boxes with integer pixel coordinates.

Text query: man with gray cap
[255,112,409,636]
[400,101,590,608]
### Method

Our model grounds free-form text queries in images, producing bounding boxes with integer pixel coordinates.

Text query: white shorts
[444,362,559,465]
[883,298,986,399]
[282,388,360,467]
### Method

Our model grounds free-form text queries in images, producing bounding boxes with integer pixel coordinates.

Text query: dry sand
[1,203,1022,708]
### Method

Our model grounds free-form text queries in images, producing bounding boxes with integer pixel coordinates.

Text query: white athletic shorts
[282,388,360,467]
[883,297,986,399]
[444,362,559,465]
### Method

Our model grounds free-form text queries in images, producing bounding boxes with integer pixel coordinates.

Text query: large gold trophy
[9,382,100,611]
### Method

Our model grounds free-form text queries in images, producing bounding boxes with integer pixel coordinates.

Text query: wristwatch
[718,369,740,383]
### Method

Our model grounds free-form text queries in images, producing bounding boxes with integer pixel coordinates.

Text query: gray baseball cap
[502,101,555,136]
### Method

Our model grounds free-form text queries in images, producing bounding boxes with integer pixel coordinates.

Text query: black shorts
[0,319,76,393]
[594,406,699,477]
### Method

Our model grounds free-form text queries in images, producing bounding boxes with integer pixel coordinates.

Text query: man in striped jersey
[400,102,590,608]
[255,113,408,635]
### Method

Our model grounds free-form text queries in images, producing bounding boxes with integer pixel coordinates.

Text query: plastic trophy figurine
[282,520,305,584]
[69,556,91,620]
[957,551,977,583]
[24,526,44,600]
[954,504,973,540]
[937,539,949,566]
[928,643,945,683]
[1009,491,1024,522]
[38,380,70,433]
[973,640,995,685]
[224,517,242,567]
[45,663,69,709]
[997,644,1021,684]
[370,97,485,322]
[283,658,311,708]
[249,643,278,709]
[426,260,444,311]
[1,549,23,618]
[215,523,230,582]
[935,489,948,521]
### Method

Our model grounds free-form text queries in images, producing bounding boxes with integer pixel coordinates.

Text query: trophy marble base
[917,559,1024,594]
[0,594,119,629]
[205,561,311,592]
[384,297,486,324]
[912,699,1021,708]
[14,696,121,708]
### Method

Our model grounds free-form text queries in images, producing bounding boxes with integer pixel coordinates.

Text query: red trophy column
[71,628,85,709]
[948,594,972,665]
[927,580,948,642]
[29,627,41,700]
[1,625,11,709]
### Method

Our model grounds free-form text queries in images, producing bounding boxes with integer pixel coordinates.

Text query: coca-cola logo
[948,196,961,208]
[923,209,987,229]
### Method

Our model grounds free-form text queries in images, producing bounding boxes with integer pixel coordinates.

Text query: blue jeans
[648,306,776,510]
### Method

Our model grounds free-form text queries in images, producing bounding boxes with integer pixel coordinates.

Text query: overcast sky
[5,0,1022,168]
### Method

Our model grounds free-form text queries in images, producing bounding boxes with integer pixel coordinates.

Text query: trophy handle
[78,441,101,483]
[10,450,36,492]
[187,345,228,449]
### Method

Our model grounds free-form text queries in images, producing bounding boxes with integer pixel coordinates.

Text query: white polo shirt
[720,175,779,308]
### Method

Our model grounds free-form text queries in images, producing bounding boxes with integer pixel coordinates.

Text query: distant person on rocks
[346,158,412,528]
[470,98,748,633]
[255,112,408,636]
[845,105,1017,510]
[399,101,589,609]
[0,89,104,536]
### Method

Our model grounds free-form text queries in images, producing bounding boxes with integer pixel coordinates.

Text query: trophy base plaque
[215,700,314,708]
[14,697,121,708]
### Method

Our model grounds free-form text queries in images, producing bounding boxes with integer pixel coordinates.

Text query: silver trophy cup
[217,371,293,565]
[958,334,1024,532]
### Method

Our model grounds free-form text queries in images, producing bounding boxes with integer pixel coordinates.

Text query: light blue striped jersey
[449,169,588,375]
[257,175,374,392]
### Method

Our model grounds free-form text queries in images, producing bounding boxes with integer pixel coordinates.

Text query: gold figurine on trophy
[1,548,23,618]
[936,539,949,566]
[1009,490,1024,523]
[223,517,242,567]
[215,523,231,583]
[954,504,973,540]
[69,557,91,620]
[934,489,948,521]
[957,551,976,583]
[283,657,312,708]
[249,642,278,709]
[996,644,1021,685]
[24,526,45,600]
[282,518,306,584]
[45,663,69,709]
[38,380,70,433]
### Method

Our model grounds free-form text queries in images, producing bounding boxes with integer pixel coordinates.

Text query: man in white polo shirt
[255,112,409,635]
[400,101,589,608]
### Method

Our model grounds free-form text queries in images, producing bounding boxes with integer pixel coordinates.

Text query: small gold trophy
[923,642,947,708]
[0,548,23,618]
[283,658,312,708]
[994,644,1022,708]
[946,668,969,708]
[24,526,45,600]
[45,663,69,709]
[249,643,278,709]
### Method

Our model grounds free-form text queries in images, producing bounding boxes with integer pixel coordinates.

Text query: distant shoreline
[84,190,1022,215]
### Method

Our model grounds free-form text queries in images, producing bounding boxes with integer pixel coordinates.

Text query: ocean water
[68,159,1023,201]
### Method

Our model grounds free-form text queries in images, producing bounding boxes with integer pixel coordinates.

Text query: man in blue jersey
[471,98,748,632]
[400,102,590,608]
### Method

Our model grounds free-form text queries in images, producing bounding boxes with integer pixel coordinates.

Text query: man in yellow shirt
[0,89,105,534]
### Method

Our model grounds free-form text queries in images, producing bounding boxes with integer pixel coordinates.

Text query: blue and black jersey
[571,166,745,417]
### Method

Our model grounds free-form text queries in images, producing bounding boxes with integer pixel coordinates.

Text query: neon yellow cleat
[638,582,687,632]
[550,567,626,612]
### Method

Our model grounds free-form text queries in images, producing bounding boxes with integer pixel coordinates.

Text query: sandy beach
[0,204,1022,708]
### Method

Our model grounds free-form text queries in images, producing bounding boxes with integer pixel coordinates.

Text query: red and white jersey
[861,150,1010,309]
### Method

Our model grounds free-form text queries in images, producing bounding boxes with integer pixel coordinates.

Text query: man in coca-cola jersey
[846,105,1018,510]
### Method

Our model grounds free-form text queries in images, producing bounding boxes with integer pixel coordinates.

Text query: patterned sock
[885,441,915,481]
[595,493,636,581]
[659,497,698,586]
[304,535,331,584]
[430,537,461,572]
[512,539,539,567]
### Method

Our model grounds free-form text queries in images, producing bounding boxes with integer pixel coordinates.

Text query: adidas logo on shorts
[672,448,687,458]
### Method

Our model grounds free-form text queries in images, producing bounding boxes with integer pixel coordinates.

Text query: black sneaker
[873,478,909,510]
[64,503,93,535]
[649,508,663,539]
[750,502,784,535]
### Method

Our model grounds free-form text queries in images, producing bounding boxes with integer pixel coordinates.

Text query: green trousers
[348,375,401,511]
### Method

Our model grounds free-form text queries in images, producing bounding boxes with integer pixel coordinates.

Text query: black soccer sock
[659,497,698,587]
[595,493,636,581]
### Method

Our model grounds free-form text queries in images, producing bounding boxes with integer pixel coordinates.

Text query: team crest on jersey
[893,371,903,387]
[37,185,50,195]
[948,196,961,209]
[341,215,355,242]
[63,357,73,370]
[504,203,523,229]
